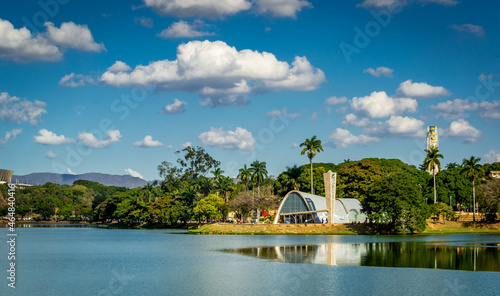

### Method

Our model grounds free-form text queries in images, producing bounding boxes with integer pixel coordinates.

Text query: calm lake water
[1,226,499,296]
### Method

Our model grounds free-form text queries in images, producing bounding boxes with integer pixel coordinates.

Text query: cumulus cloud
[0,92,47,126]
[158,20,214,38]
[266,107,301,118]
[45,22,105,52]
[199,127,254,150]
[143,0,252,18]
[350,91,417,118]
[107,61,132,73]
[78,130,121,148]
[0,18,104,63]
[59,73,94,87]
[182,141,192,148]
[45,150,57,159]
[0,18,61,62]
[484,150,500,163]
[342,113,370,127]
[429,99,500,119]
[67,168,76,175]
[443,119,482,143]
[134,17,154,28]
[253,0,312,18]
[364,66,394,77]
[100,40,324,107]
[133,135,164,147]
[164,98,187,114]
[328,128,379,148]
[325,96,347,105]
[0,128,22,146]
[125,168,144,179]
[397,79,451,98]
[449,24,485,37]
[364,115,426,138]
[34,129,75,145]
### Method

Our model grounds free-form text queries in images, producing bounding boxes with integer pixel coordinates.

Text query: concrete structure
[490,171,500,179]
[0,169,14,184]
[324,171,336,225]
[273,190,366,224]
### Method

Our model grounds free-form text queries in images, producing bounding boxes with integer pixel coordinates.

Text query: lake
[1,226,499,295]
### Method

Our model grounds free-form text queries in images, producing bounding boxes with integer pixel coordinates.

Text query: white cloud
[342,113,370,127]
[45,22,105,52]
[291,142,300,148]
[443,119,482,143]
[164,98,187,114]
[167,144,174,150]
[45,150,57,159]
[483,150,500,163]
[350,91,417,118]
[253,0,312,18]
[328,128,379,148]
[397,79,451,98]
[67,168,76,175]
[0,128,22,146]
[325,96,347,105]
[0,19,104,63]
[78,130,121,148]
[364,116,426,138]
[133,135,164,147]
[59,73,94,87]
[0,92,47,126]
[100,40,324,107]
[199,127,254,150]
[0,18,61,62]
[34,129,75,145]
[143,0,252,18]
[450,24,485,37]
[266,107,301,118]
[107,61,132,73]
[158,20,214,38]
[182,141,192,148]
[479,73,493,81]
[125,168,144,179]
[310,112,318,120]
[357,0,457,9]
[429,99,500,120]
[134,17,154,28]
[364,66,394,77]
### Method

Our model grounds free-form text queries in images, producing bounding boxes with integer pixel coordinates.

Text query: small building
[490,171,500,179]
[273,190,366,224]
[0,169,14,184]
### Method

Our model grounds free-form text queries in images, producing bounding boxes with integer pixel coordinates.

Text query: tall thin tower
[426,125,439,174]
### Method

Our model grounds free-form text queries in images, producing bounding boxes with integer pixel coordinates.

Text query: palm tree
[423,147,443,204]
[142,183,154,203]
[250,160,268,222]
[210,167,224,196]
[196,177,213,196]
[218,176,234,203]
[300,135,324,195]
[461,156,484,222]
[237,164,252,192]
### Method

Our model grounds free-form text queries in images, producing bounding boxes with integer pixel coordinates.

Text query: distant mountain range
[11,172,149,188]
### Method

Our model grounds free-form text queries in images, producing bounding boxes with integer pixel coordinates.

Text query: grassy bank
[189,221,500,235]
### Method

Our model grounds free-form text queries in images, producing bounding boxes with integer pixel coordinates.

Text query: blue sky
[1,0,499,181]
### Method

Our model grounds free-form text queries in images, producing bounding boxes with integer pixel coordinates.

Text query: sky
[1,0,499,181]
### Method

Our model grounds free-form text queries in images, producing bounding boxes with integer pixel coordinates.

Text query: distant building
[0,169,14,184]
[490,171,500,179]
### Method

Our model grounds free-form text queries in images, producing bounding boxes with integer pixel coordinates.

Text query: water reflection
[228,242,500,272]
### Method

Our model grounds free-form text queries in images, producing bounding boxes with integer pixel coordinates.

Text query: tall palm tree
[210,167,224,196]
[250,160,268,221]
[142,183,154,203]
[461,156,484,222]
[423,147,444,204]
[237,164,252,192]
[300,135,324,195]
[218,176,234,203]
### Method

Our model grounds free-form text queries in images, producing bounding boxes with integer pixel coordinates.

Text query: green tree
[461,156,484,222]
[477,179,500,222]
[194,194,227,221]
[273,165,304,197]
[337,159,383,201]
[142,183,154,203]
[434,203,454,224]
[237,164,252,192]
[210,167,224,196]
[423,147,444,204]
[362,173,429,234]
[149,195,181,225]
[250,160,268,221]
[175,146,221,180]
[300,135,324,195]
